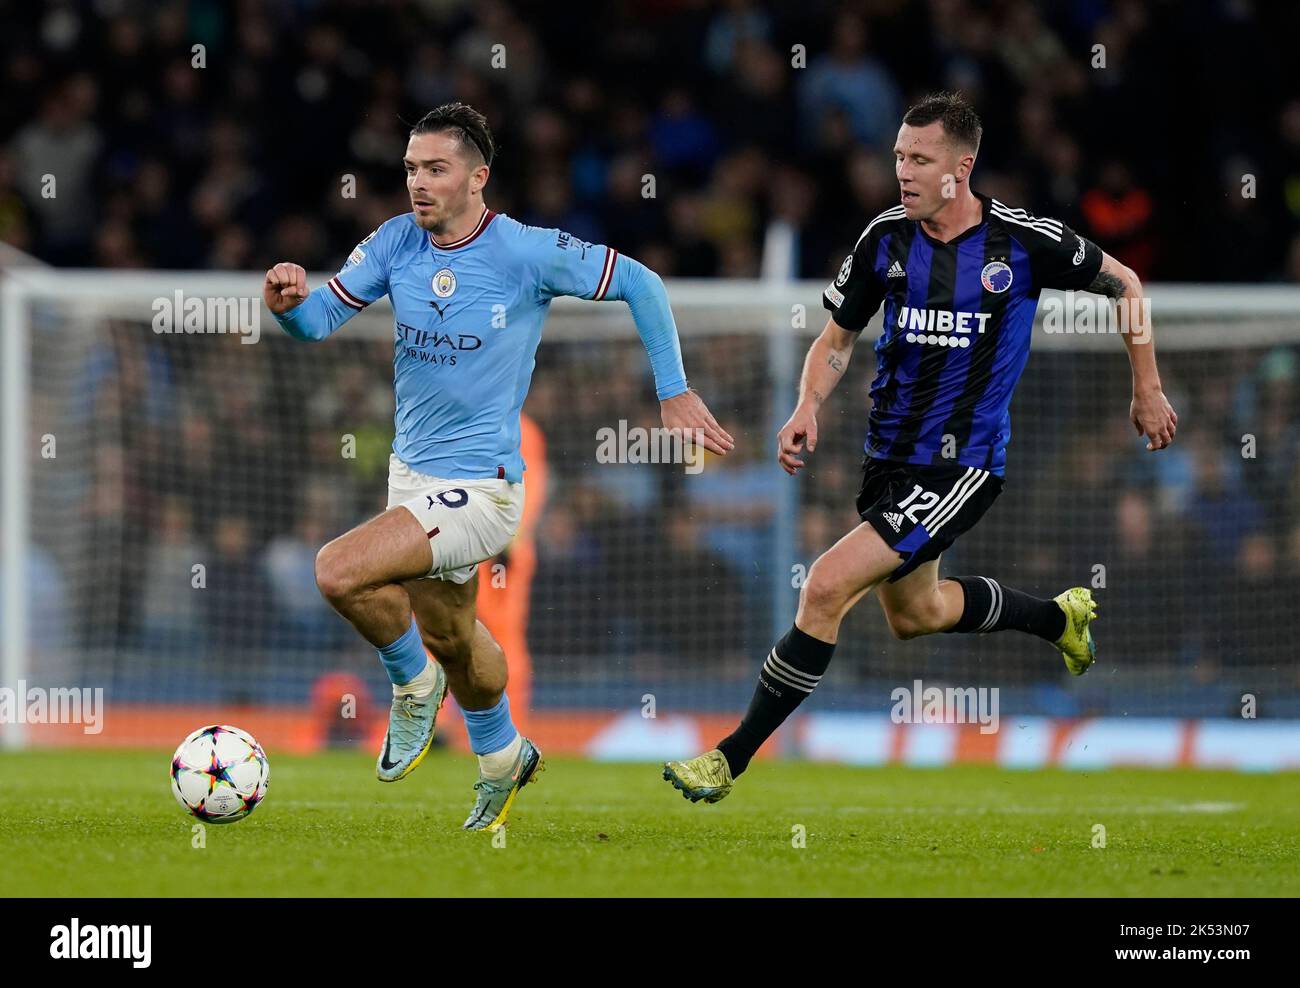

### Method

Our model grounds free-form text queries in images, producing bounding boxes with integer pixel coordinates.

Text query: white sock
[394,659,437,698]
[477,733,522,780]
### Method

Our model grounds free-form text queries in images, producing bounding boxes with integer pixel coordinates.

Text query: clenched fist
[263,262,308,315]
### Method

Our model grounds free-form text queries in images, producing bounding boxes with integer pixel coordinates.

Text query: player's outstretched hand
[777,402,818,475]
[660,389,734,457]
[263,262,308,315]
[1131,386,1177,451]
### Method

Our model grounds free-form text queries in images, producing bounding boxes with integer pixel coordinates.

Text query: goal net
[3,269,1297,748]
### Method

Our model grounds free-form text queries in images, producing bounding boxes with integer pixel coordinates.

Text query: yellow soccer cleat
[1053,587,1098,675]
[662,749,734,803]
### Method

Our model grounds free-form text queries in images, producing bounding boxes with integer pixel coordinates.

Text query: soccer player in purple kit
[665,93,1177,803]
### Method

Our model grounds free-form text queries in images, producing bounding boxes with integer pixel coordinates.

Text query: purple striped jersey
[823,192,1103,476]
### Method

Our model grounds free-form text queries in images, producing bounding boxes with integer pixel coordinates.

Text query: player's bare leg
[873,559,962,639]
[666,526,1099,802]
[315,506,434,648]
[876,558,1098,673]
[404,571,505,709]
[794,522,905,642]
[315,507,453,782]
[664,523,900,801]
[405,570,543,831]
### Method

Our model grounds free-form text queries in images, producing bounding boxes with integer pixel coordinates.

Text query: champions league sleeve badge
[836,253,853,286]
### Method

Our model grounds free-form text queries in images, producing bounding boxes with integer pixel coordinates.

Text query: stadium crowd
[2,0,1299,282]
[7,0,1298,710]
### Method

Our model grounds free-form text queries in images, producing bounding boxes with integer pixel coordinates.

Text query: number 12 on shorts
[896,484,940,523]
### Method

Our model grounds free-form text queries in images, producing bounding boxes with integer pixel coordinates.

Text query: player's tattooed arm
[1094,251,1179,451]
[1094,252,1146,339]
[1085,269,1126,298]
[778,319,857,474]
[812,348,849,406]
[804,323,854,410]
[811,322,852,400]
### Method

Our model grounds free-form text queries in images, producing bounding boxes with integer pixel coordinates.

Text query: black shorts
[855,456,1003,582]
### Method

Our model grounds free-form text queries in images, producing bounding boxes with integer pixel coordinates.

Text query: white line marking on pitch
[819,801,1246,815]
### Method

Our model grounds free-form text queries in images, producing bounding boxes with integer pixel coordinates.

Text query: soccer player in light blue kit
[263,103,733,831]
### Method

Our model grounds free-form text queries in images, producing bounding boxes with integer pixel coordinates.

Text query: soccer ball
[170,725,270,824]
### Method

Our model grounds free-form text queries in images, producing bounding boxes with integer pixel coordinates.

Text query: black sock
[717,625,835,778]
[943,576,1066,642]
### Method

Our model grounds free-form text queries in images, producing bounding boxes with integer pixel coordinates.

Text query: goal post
[1,270,31,748]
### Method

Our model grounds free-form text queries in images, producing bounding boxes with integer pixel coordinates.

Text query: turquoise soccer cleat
[461,737,544,832]
[375,661,448,782]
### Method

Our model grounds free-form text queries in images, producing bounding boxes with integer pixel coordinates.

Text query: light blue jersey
[273,208,688,482]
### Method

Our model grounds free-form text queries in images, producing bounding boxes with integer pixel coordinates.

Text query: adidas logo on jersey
[883,511,905,532]
[886,261,907,279]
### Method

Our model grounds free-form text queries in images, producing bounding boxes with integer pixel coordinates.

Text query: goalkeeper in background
[263,102,732,831]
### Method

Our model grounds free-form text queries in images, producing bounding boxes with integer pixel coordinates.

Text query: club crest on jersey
[835,254,853,286]
[432,268,457,299]
[980,261,1012,294]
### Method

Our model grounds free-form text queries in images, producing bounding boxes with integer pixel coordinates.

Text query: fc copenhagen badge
[432,268,457,298]
[980,260,1012,293]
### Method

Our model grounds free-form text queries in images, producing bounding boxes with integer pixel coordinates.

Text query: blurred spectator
[1236,349,1300,526]
[1184,437,1264,568]
[1092,490,1189,667]
[650,89,722,185]
[715,40,796,153]
[531,497,614,659]
[1,1,1295,280]
[704,0,773,76]
[204,514,273,699]
[1221,534,1289,667]
[623,514,746,670]
[666,193,720,276]
[799,14,902,151]
[683,423,776,582]
[0,151,34,250]
[1079,160,1155,280]
[12,76,101,264]
[0,544,73,686]
[263,481,349,651]
[137,498,206,658]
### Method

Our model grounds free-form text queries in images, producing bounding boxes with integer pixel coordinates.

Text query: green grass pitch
[3,749,1298,897]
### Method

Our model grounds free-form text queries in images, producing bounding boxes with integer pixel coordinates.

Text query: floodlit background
[3,0,1299,767]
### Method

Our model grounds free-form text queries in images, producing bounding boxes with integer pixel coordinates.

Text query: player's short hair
[902,92,982,154]
[411,103,495,168]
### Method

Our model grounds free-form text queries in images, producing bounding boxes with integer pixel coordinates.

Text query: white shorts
[386,454,525,584]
